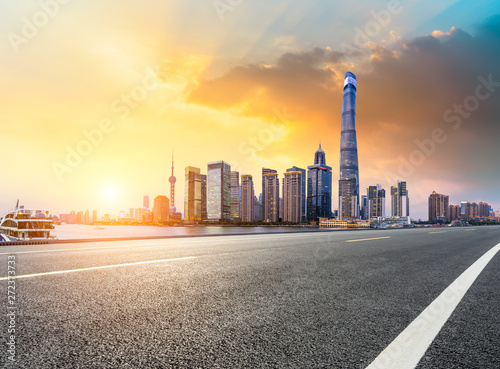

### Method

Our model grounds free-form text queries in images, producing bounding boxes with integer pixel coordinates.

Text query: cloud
[188,15,500,217]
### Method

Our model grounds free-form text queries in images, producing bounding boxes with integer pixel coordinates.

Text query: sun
[102,185,119,202]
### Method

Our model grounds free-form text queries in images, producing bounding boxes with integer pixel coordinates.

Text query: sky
[1,0,499,220]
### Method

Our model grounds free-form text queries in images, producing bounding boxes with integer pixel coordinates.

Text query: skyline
[1,1,500,219]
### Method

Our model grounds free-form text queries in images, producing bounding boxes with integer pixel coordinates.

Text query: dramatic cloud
[188,15,500,216]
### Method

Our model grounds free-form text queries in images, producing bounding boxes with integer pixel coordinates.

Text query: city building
[201,174,207,220]
[367,185,385,219]
[449,204,461,221]
[307,145,332,221]
[241,175,254,222]
[262,168,277,218]
[287,166,306,221]
[283,171,302,223]
[84,210,90,224]
[184,166,202,222]
[479,202,490,217]
[92,210,98,223]
[153,195,170,223]
[134,208,145,222]
[428,191,449,222]
[230,171,241,221]
[338,71,360,219]
[207,161,231,221]
[143,195,149,210]
[263,172,280,222]
[460,201,467,216]
[390,181,409,218]
[253,195,263,222]
[360,195,367,220]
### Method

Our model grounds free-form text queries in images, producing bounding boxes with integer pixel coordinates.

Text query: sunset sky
[1,0,499,220]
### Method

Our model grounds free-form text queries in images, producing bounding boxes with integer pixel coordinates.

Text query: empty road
[1,226,499,368]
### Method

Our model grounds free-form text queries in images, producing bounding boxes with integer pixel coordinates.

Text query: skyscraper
[287,166,306,221]
[207,161,231,221]
[367,185,385,219]
[307,145,332,221]
[283,171,302,223]
[241,175,254,222]
[263,173,279,222]
[201,174,207,220]
[262,168,277,216]
[339,71,360,219]
[184,166,202,222]
[230,171,241,221]
[428,191,449,222]
[169,154,177,213]
[390,181,409,218]
[143,195,149,210]
[153,195,170,223]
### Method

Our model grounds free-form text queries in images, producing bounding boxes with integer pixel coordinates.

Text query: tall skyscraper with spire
[338,71,360,219]
[169,153,177,213]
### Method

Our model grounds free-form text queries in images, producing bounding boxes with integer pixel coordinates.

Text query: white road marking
[429,231,447,234]
[464,229,477,232]
[346,236,391,243]
[365,242,500,369]
[0,256,196,281]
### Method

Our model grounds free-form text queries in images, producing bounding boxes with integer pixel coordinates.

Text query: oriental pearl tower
[169,153,176,214]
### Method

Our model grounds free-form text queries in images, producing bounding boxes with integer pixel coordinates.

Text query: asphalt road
[0,226,499,368]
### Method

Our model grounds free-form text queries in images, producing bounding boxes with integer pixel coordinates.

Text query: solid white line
[365,242,500,369]
[0,256,196,281]
[346,236,391,243]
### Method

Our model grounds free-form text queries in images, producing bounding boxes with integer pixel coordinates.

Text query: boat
[0,200,56,241]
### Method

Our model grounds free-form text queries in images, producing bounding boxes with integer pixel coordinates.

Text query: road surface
[1,226,499,368]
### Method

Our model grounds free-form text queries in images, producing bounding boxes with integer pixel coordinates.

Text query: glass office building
[207,161,231,221]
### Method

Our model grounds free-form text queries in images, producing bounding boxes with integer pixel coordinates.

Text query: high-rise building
[263,173,280,222]
[460,201,467,216]
[449,205,461,221]
[479,202,490,218]
[134,208,145,222]
[338,71,360,219]
[201,174,207,220]
[84,210,90,224]
[390,181,409,218]
[428,191,449,222]
[241,175,254,222]
[283,171,302,223]
[307,145,332,221]
[287,166,306,221]
[253,195,263,222]
[367,185,385,219]
[169,154,177,214]
[92,210,98,223]
[153,195,170,223]
[262,168,277,216]
[207,161,231,221]
[360,195,367,220]
[143,195,149,210]
[184,166,202,222]
[230,171,241,221]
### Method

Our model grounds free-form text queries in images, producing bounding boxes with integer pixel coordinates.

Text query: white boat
[0,201,56,241]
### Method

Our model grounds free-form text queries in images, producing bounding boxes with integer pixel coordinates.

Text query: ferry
[0,201,56,241]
